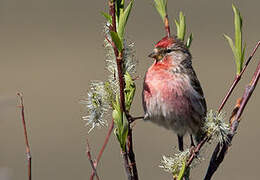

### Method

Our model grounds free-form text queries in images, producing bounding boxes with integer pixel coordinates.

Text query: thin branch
[97,121,114,165]
[17,93,32,180]
[164,15,171,37]
[235,60,260,121]
[218,40,260,112]
[204,59,260,180]
[108,1,135,180]
[90,121,114,180]
[186,136,209,168]
[185,42,260,173]
[129,116,144,123]
[127,128,138,180]
[86,139,100,180]
[122,150,132,180]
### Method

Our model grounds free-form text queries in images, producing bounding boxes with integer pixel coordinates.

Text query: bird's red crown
[155,36,176,48]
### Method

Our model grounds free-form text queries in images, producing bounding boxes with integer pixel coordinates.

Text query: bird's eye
[165,48,172,53]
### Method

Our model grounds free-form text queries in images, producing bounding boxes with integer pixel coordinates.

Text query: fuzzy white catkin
[81,81,110,133]
[81,25,137,133]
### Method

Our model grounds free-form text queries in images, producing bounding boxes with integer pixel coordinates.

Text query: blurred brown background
[0,0,259,179]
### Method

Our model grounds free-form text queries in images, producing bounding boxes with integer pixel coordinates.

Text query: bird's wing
[187,67,207,118]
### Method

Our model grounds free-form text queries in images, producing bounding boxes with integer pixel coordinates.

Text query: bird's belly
[145,93,192,136]
[143,74,197,135]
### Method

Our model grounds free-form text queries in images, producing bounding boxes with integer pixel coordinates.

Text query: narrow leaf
[110,31,123,52]
[178,12,186,41]
[174,19,180,33]
[101,12,112,24]
[118,0,133,40]
[175,11,186,41]
[232,4,243,63]
[124,72,136,111]
[120,113,129,151]
[224,34,240,74]
[177,161,186,180]
[154,0,167,22]
[186,33,193,48]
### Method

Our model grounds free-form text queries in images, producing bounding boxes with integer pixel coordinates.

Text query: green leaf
[175,11,186,41]
[232,4,244,74]
[124,72,136,111]
[154,0,167,22]
[118,0,133,41]
[177,161,186,180]
[110,31,123,52]
[112,95,129,151]
[101,12,112,24]
[112,95,122,126]
[232,4,243,64]
[120,113,129,151]
[113,111,129,151]
[186,33,193,49]
[224,34,240,74]
[224,4,245,75]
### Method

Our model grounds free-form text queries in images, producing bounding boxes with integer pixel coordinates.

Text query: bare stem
[204,59,260,180]
[186,136,209,168]
[185,42,260,175]
[90,121,114,180]
[164,15,171,37]
[108,1,137,179]
[17,93,32,180]
[128,128,138,180]
[218,40,260,112]
[129,116,144,123]
[86,139,100,180]
[122,150,132,180]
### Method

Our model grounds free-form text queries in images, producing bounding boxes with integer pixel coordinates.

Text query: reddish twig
[86,139,100,180]
[185,42,260,174]
[17,93,32,180]
[218,40,260,112]
[90,121,114,180]
[127,128,138,180]
[108,1,137,180]
[186,136,209,168]
[164,15,171,37]
[204,59,260,180]
[122,149,132,180]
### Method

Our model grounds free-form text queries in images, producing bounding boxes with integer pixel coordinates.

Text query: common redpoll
[142,36,207,151]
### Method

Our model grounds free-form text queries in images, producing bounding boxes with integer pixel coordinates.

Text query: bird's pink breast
[143,61,194,134]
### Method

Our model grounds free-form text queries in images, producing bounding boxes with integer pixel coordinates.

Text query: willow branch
[17,93,32,180]
[90,121,114,180]
[218,40,260,112]
[108,0,134,179]
[129,116,144,123]
[185,43,260,172]
[86,139,100,180]
[122,150,132,180]
[186,136,209,168]
[127,128,138,180]
[164,15,171,37]
[204,59,260,180]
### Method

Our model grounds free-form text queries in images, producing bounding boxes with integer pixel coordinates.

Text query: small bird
[142,36,207,151]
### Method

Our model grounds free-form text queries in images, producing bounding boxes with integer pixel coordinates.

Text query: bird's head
[148,36,190,63]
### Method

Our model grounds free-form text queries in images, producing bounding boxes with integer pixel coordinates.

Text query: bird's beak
[148,48,161,60]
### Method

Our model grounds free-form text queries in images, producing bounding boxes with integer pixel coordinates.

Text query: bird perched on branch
[142,36,207,151]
